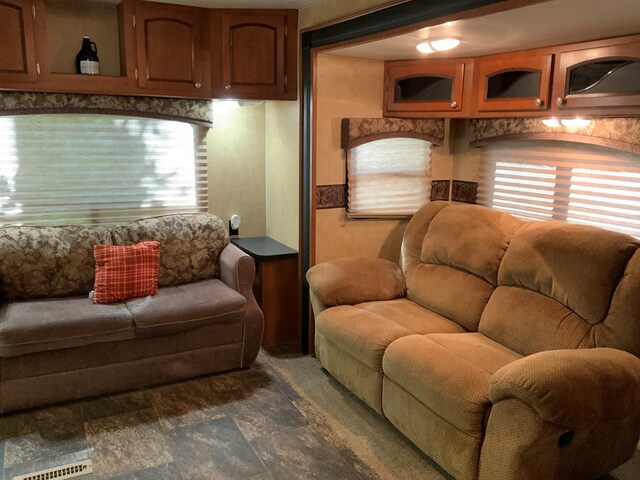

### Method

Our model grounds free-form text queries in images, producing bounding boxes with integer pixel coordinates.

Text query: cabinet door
[385,60,465,112]
[134,3,210,97]
[554,41,640,109]
[220,14,286,97]
[0,0,39,83]
[475,53,552,112]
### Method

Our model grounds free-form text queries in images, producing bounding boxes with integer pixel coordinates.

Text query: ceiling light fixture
[416,38,460,54]
[560,118,592,129]
[542,118,561,128]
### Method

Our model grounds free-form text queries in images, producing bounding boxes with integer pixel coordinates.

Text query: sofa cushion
[0,225,112,300]
[383,333,522,435]
[125,279,246,337]
[316,300,464,370]
[111,214,229,287]
[0,297,134,357]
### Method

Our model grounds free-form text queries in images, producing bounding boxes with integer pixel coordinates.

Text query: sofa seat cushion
[316,300,464,370]
[0,297,134,357]
[383,333,522,435]
[125,279,246,337]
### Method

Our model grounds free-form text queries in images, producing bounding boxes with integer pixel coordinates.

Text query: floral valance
[341,118,445,149]
[469,117,640,154]
[0,92,213,127]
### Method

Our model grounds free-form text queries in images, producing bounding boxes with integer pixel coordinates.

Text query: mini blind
[0,114,208,226]
[347,137,432,217]
[478,141,640,237]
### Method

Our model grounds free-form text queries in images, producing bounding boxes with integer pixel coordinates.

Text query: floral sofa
[307,201,640,480]
[0,214,263,412]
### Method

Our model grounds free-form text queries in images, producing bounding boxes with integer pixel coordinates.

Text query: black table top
[231,236,298,260]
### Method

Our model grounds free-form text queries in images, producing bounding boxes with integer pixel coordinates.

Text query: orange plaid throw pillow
[93,241,160,304]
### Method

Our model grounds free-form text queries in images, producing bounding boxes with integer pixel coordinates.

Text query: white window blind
[0,114,208,226]
[478,141,640,237]
[347,137,432,217]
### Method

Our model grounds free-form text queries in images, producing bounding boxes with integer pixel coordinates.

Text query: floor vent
[13,459,93,480]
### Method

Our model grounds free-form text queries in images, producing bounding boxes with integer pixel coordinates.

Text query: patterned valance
[0,92,213,127]
[469,117,640,154]
[341,118,445,149]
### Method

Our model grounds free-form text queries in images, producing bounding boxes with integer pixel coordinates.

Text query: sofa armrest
[306,256,406,309]
[489,348,640,428]
[220,243,255,297]
[219,243,264,366]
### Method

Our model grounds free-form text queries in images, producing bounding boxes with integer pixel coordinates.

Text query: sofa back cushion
[402,202,523,331]
[111,214,229,287]
[0,225,112,300]
[479,221,640,356]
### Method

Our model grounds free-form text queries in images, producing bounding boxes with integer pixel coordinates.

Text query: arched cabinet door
[554,40,640,109]
[474,53,552,112]
[384,59,466,114]
[0,0,40,84]
[134,2,210,98]
[220,14,286,97]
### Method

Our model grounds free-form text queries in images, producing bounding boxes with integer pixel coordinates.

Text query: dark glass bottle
[76,36,100,75]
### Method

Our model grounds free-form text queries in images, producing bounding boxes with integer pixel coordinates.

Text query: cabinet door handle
[134,67,139,80]
[450,100,458,109]
[36,62,40,75]
[535,98,544,107]
[225,84,231,91]
[195,82,202,89]
[556,97,565,106]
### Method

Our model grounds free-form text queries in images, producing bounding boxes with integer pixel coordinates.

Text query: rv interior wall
[314,53,455,264]
[299,0,402,29]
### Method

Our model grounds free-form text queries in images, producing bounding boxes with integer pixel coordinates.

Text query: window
[347,137,432,217]
[478,141,640,237]
[0,114,208,226]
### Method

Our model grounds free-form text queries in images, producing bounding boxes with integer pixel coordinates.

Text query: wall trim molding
[452,180,478,204]
[316,184,347,209]
[0,92,213,127]
[431,180,451,201]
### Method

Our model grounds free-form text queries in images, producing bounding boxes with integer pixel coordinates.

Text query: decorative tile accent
[469,117,640,154]
[341,118,445,149]
[316,184,347,210]
[430,180,450,201]
[0,92,213,127]
[452,180,478,204]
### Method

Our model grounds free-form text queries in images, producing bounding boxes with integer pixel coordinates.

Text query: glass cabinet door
[384,60,465,113]
[554,41,640,109]
[474,53,552,112]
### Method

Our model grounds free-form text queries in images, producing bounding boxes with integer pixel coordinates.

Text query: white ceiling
[329,0,640,60]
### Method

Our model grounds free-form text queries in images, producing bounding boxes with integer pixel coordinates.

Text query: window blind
[347,137,432,217]
[478,141,640,237]
[0,114,208,226]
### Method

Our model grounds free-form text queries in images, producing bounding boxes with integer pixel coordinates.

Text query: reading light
[560,118,592,129]
[542,118,561,128]
[416,38,460,54]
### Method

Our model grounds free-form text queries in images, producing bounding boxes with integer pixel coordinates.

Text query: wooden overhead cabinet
[129,0,211,98]
[474,52,553,112]
[384,59,469,116]
[554,38,640,110]
[212,10,297,100]
[0,0,44,84]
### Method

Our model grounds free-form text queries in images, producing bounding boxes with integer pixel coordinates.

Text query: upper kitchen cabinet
[0,0,45,84]
[474,52,553,112]
[127,0,211,98]
[211,10,297,100]
[384,59,470,116]
[553,36,640,111]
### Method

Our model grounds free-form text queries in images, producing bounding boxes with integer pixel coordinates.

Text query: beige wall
[207,102,267,238]
[300,0,400,29]
[265,101,299,249]
[45,0,121,76]
[451,119,481,182]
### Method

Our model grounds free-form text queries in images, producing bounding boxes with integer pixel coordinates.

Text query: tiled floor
[0,351,379,480]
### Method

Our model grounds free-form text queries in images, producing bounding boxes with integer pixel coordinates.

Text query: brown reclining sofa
[307,201,640,480]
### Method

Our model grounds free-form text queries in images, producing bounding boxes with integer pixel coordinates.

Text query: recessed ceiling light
[429,38,461,52]
[416,41,434,53]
